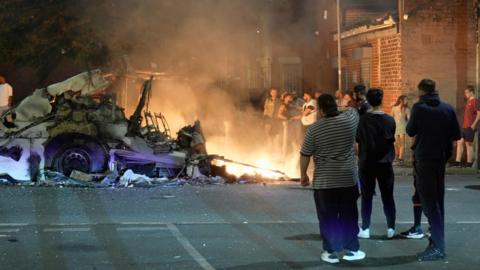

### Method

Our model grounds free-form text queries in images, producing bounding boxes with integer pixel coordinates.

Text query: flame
[211,157,288,180]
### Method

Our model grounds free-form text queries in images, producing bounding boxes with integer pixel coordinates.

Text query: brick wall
[378,34,402,114]
[333,0,477,115]
[340,31,402,114]
[401,0,477,115]
[400,0,477,162]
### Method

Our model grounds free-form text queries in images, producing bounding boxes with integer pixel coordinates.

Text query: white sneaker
[321,251,340,264]
[342,250,366,261]
[387,228,395,239]
[357,228,370,239]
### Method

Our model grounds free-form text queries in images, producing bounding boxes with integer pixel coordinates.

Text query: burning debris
[211,155,289,182]
[0,70,289,187]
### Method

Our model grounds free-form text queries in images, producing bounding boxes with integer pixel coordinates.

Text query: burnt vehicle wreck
[0,70,209,182]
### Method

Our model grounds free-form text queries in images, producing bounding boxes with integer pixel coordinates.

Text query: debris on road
[0,70,291,188]
[70,170,94,182]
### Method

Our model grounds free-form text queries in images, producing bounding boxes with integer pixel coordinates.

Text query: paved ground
[0,174,479,270]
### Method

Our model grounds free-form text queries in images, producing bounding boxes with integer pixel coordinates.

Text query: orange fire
[211,157,289,180]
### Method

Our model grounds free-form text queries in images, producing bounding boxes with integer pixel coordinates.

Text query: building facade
[325,0,478,116]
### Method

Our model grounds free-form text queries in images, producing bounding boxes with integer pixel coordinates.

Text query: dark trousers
[411,173,423,227]
[414,160,446,252]
[359,162,396,230]
[313,186,360,253]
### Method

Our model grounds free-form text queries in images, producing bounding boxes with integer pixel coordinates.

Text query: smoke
[149,77,301,178]
[81,0,321,177]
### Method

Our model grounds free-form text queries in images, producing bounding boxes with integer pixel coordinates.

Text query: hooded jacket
[356,111,396,165]
[406,92,461,161]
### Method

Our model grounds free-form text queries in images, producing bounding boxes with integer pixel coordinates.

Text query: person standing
[453,85,480,168]
[300,91,317,135]
[0,74,13,114]
[278,93,302,156]
[344,91,355,109]
[356,88,397,240]
[392,95,410,164]
[406,79,461,261]
[263,88,281,141]
[335,89,348,109]
[300,94,365,264]
[353,84,371,116]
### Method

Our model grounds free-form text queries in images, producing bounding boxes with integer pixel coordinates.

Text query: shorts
[462,127,476,142]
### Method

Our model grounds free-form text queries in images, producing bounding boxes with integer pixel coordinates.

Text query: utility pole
[336,0,342,92]
[476,1,480,171]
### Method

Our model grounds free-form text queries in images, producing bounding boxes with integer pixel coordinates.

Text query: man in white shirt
[0,74,13,114]
[301,91,317,134]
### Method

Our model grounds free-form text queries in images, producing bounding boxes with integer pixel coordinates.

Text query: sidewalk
[393,164,477,176]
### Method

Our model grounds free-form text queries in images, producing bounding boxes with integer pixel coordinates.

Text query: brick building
[323,0,478,115]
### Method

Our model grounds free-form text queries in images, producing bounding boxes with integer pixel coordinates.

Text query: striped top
[300,108,359,189]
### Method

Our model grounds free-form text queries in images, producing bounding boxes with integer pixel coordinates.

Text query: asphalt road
[0,174,479,270]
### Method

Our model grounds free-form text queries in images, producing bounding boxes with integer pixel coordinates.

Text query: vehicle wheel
[54,147,92,176]
[46,133,108,176]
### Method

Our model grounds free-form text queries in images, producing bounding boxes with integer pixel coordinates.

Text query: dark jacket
[406,93,461,161]
[357,100,371,116]
[356,112,396,165]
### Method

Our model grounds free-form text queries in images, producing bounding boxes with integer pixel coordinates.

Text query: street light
[336,0,342,92]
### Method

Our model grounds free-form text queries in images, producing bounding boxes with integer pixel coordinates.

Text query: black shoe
[466,162,474,168]
[400,226,424,239]
[416,247,446,261]
[449,161,461,168]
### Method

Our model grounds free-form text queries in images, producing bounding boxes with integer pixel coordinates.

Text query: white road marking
[44,227,90,232]
[116,226,168,231]
[456,221,480,224]
[0,228,20,233]
[395,221,428,224]
[167,223,215,270]
[120,221,168,225]
[49,223,93,226]
[0,223,29,226]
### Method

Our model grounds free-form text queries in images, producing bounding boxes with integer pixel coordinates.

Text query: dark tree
[0,0,109,82]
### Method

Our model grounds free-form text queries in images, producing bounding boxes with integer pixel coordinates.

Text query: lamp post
[336,0,342,92]
[476,1,480,171]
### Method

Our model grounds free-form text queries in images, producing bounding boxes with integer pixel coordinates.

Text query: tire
[45,133,108,176]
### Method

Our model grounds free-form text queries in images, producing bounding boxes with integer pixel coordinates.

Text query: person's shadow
[465,185,480,191]
[284,233,322,241]
[270,233,417,269]
[220,255,417,269]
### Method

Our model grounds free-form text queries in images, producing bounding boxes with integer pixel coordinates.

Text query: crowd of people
[291,79,478,264]
[262,88,322,157]
[261,84,415,168]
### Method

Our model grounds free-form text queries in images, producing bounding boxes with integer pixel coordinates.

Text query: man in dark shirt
[356,88,397,240]
[406,79,461,261]
[353,84,371,116]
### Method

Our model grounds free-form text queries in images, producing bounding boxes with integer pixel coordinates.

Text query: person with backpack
[356,88,397,239]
